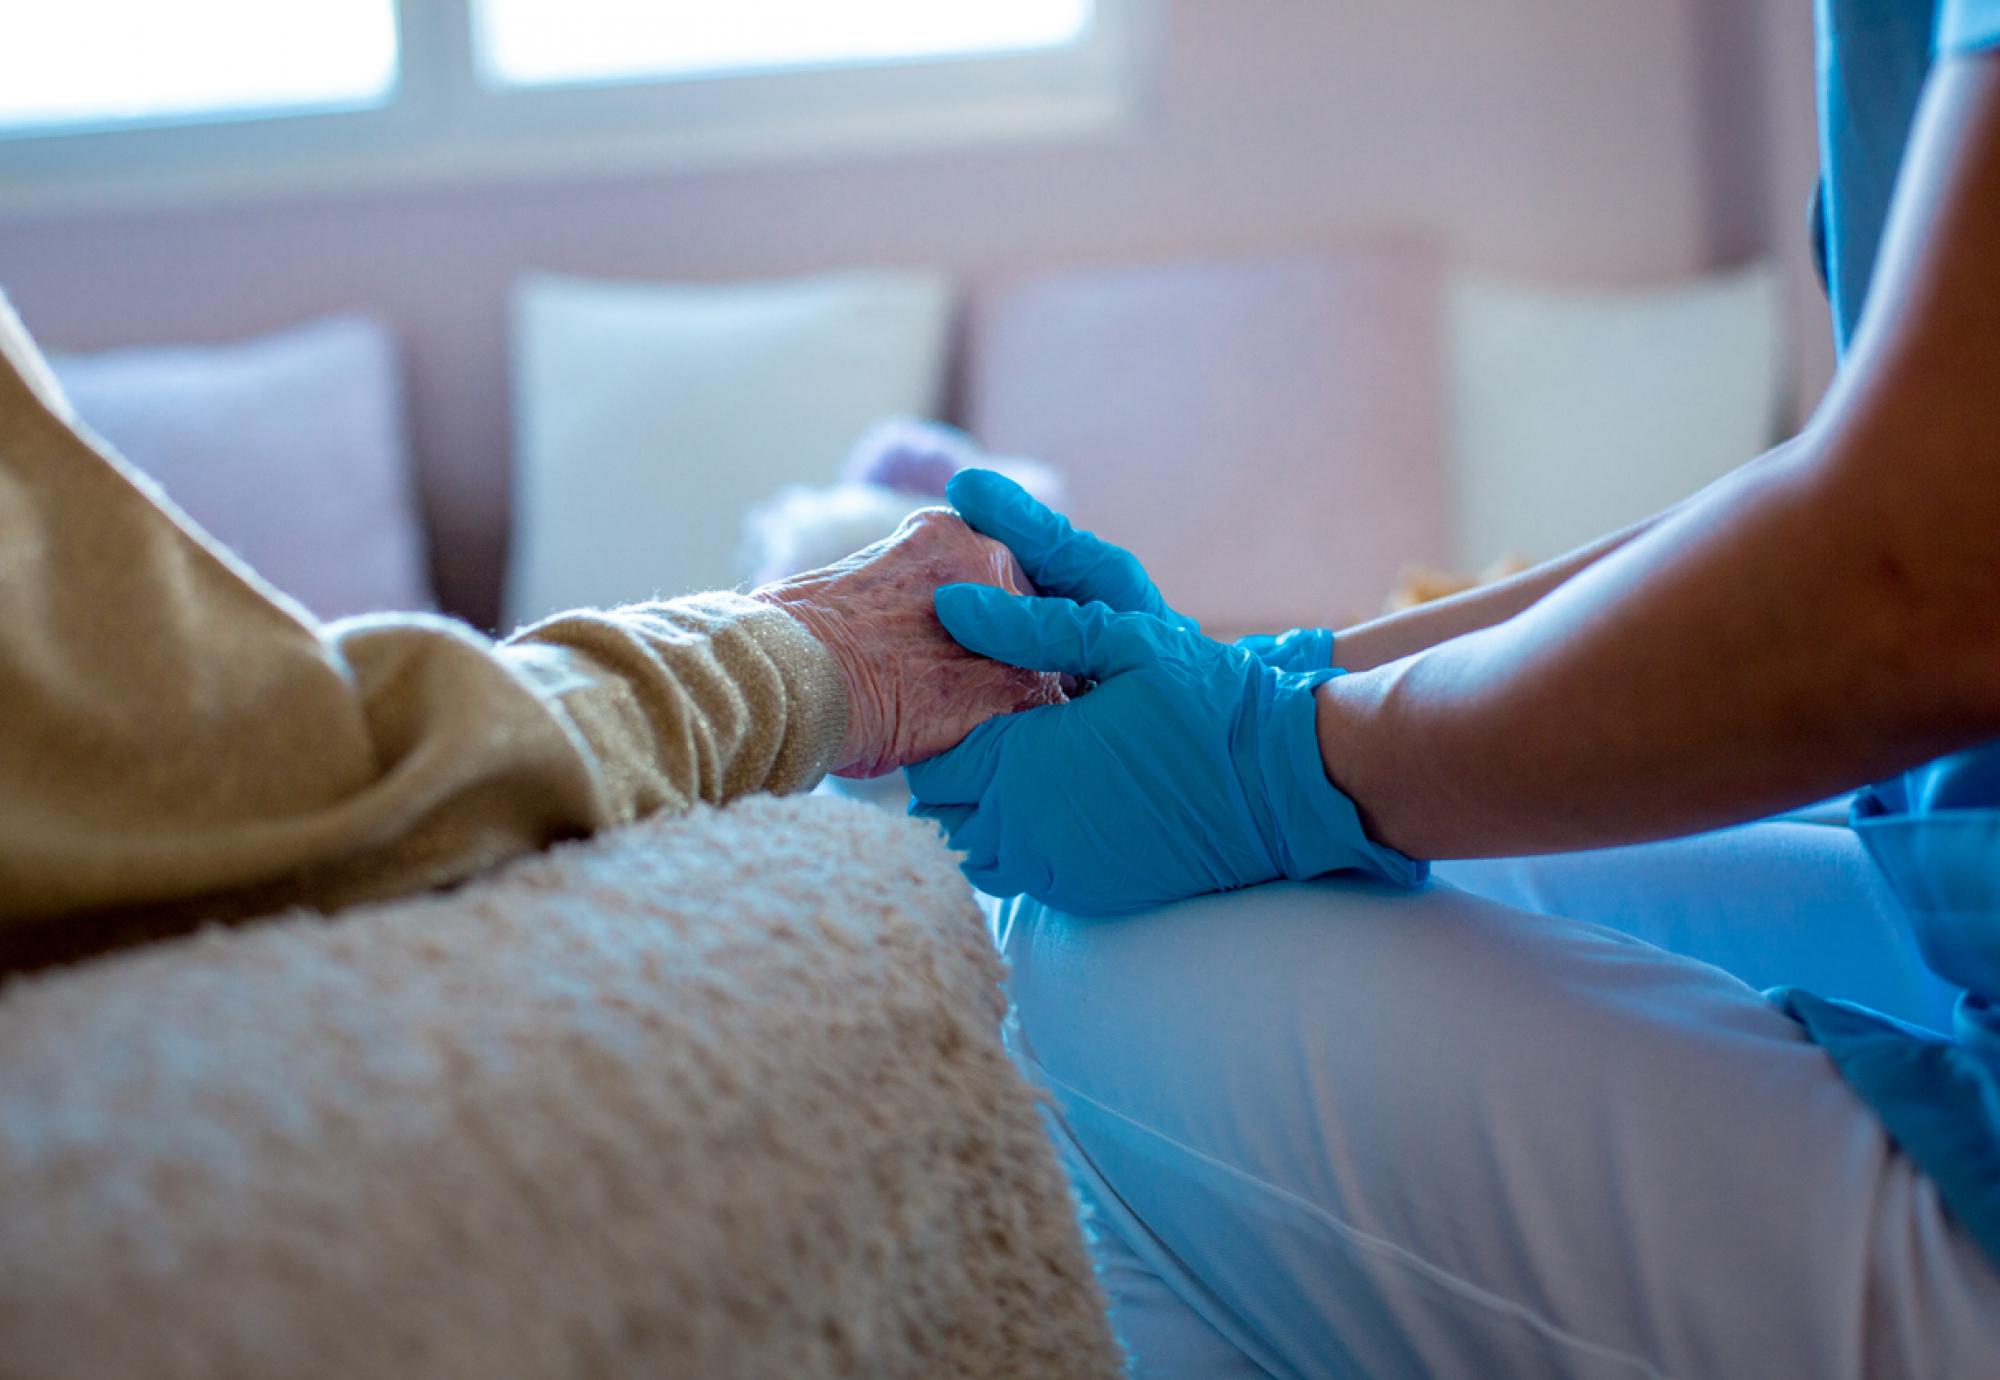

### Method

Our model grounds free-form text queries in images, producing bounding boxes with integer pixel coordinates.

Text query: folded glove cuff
[1262,669,1429,888]
[1290,627,1339,674]
[1240,626,1338,674]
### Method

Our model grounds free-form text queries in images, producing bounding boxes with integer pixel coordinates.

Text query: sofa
[40,245,1786,638]
[2,244,1790,1376]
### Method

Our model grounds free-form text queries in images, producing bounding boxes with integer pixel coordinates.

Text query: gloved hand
[905,586,1426,915]
[946,468,1337,671]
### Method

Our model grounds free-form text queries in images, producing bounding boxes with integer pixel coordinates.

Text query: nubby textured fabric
[0,794,1121,1380]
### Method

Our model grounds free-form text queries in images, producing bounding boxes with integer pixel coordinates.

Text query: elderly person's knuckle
[897,505,960,539]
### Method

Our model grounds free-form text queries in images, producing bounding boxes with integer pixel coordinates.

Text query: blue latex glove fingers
[908,748,1040,896]
[908,584,1424,912]
[910,765,1031,897]
[910,584,1427,914]
[932,583,1165,681]
[945,468,1197,630]
[907,710,1019,806]
[1235,626,1338,674]
[909,800,976,836]
[907,584,1157,805]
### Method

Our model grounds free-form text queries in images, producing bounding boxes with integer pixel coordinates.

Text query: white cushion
[1446,264,1785,568]
[506,270,952,628]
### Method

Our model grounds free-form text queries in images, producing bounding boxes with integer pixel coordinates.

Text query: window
[475,0,1094,90]
[0,0,399,133]
[0,0,1140,211]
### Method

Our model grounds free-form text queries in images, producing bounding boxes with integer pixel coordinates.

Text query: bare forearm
[1318,439,2000,860]
[1333,438,1808,672]
[1331,519,1660,671]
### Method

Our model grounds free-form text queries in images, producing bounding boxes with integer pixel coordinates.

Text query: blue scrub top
[1815,0,2000,350]
[1774,0,2000,1268]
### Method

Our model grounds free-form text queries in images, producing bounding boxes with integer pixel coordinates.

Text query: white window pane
[0,0,398,131]
[477,0,1093,88]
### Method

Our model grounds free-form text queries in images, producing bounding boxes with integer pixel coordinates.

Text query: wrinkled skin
[752,507,1066,778]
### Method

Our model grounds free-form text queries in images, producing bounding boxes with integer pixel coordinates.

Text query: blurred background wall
[0,0,1835,626]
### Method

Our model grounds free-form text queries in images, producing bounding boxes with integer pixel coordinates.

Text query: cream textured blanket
[0,795,1120,1379]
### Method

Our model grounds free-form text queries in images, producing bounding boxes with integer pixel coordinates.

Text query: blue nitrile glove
[905,586,1426,915]
[1234,626,1338,674]
[947,468,1338,670]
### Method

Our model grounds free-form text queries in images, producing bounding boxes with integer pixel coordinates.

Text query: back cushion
[966,250,1450,634]
[1446,263,1786,568]
[50,316,432,621]
[506,270,952,629]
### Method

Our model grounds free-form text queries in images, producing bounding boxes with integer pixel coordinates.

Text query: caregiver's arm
[1320,439,1805,672]
[1330,504,1682,672]
[1320,54,2000,860]
[1333,434,1823,672]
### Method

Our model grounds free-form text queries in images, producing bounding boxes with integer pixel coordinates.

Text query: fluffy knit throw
[0,794,1120,1380]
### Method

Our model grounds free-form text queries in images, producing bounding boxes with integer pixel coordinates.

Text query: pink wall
[0,0,1826,629]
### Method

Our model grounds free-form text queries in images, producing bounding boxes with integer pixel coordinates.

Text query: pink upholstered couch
[48,244,1456,642]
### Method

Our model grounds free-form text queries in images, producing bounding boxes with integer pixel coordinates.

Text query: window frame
[0,0,1147,215]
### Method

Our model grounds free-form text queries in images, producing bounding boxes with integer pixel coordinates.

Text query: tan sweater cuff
[725,596,851,793]
[504,591,851,814]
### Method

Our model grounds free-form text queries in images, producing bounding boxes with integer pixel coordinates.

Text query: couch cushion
[965,249,1451,634]
[1446,263,1785,568]
[506,270,952,629]
[50,316,433,621]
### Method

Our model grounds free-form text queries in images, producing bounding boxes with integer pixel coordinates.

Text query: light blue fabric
[1442,815,1960,1033]
[1816,0,2000,351]
[1940,0,2000,55]
[906,587,1423,915]
[1790,0,2000,1271]
[1857,770,2000,996]
[996,823,2000,1379]
[1772,986,2000,1265]
[1779,791,2000,1265]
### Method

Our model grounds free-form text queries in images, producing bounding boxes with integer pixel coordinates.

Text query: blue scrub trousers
[992,814,2000,1379]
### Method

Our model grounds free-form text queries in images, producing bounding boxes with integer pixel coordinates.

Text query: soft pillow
[506,270,953,628]
[965,250,1451,635]
[1446,263,1785,568]
[49,316,433,621]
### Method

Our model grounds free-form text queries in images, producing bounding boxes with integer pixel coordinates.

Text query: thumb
[934,585,1165,680]
[946,468,1191,627]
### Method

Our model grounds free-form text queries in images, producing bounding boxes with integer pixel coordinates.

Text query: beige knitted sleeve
[0,304,847,972]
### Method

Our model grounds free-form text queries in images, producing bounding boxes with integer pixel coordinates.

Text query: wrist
[1287,626,1338,672]
[1240,626,1338,673]
[1309,668,1424,876]
[1312,671,1380,826]
[1253,669,1425,887]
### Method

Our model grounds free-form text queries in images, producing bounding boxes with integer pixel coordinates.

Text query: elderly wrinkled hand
[752,507,1065,778]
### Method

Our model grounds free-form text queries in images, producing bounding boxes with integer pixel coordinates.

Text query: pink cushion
[51,316,433,621]
[966,250,1450,635]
